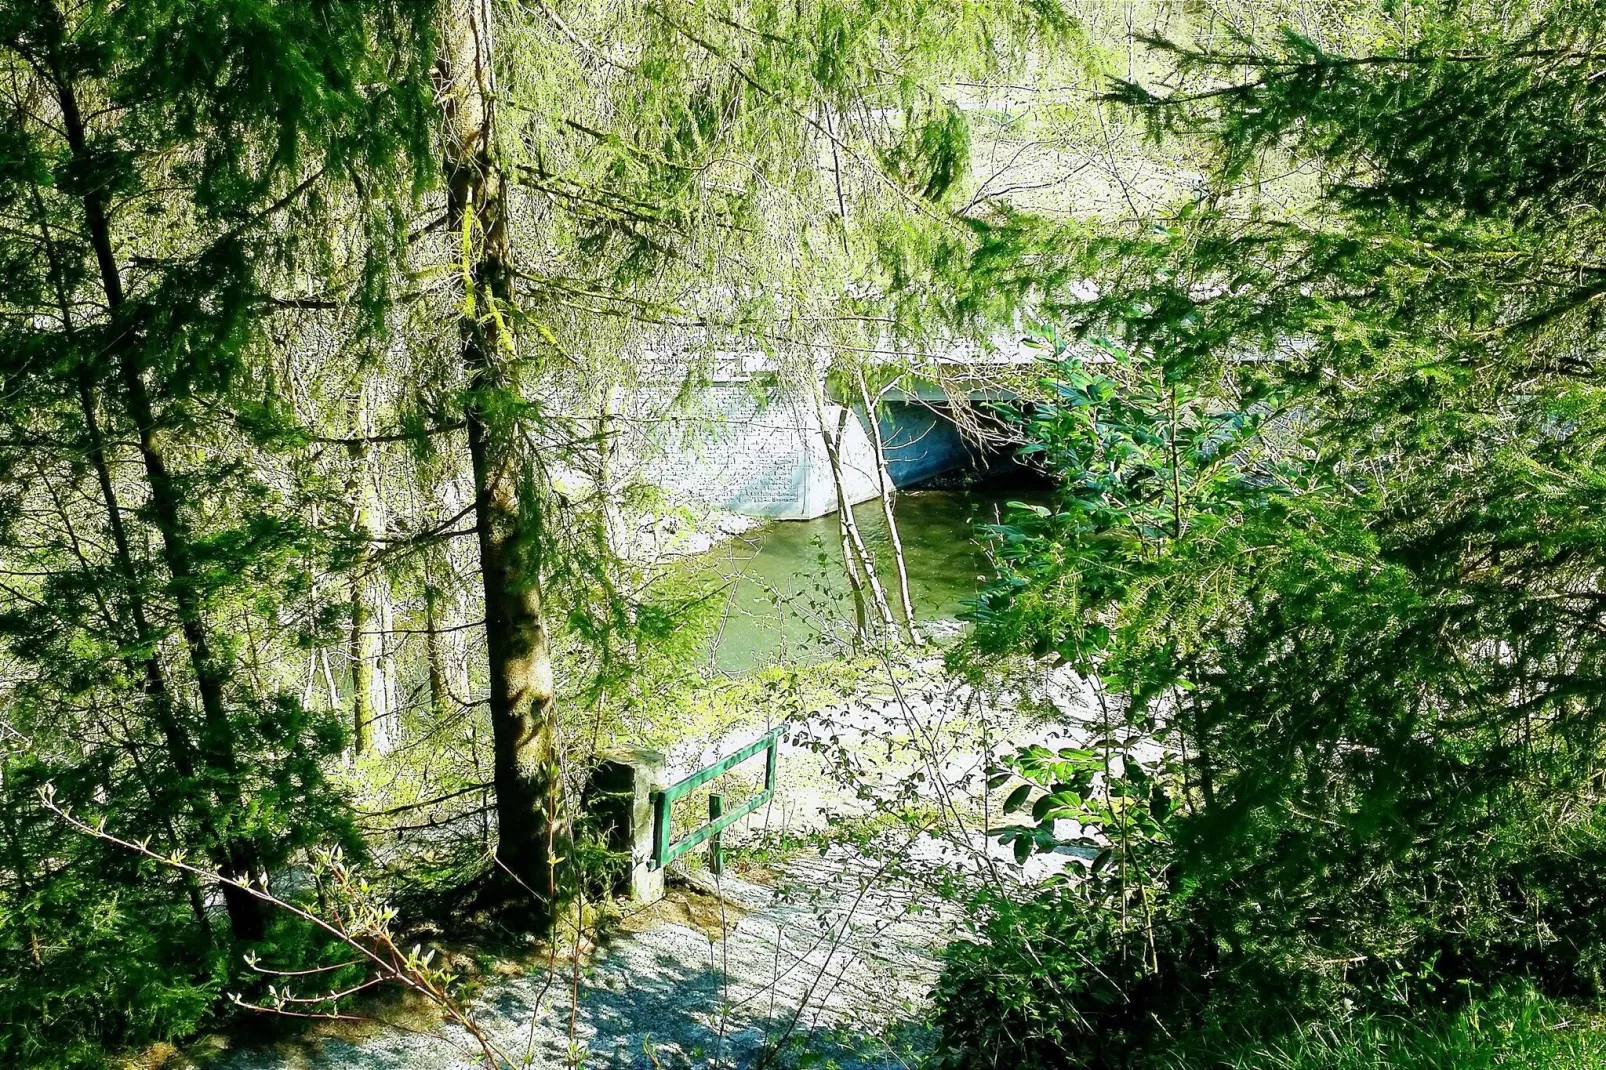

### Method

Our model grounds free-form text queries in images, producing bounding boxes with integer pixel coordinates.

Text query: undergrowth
[1160,987,1606,1070]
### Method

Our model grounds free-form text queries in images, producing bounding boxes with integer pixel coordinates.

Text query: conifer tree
[0,0,438,1004]
[433,0,561,905]
[951,3,1606,1057]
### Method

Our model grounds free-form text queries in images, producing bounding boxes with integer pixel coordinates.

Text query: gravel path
[212,847,952,1070]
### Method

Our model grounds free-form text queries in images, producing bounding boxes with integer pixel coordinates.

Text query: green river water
[685,484,1040,674]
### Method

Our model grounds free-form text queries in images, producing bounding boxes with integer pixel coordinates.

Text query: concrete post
[583,747,667,905]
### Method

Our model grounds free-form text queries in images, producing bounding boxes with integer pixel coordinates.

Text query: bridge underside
[629,376,1022,521]
[878,401,985,489]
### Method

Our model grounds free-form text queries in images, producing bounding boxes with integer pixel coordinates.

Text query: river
[682,481,1046,673]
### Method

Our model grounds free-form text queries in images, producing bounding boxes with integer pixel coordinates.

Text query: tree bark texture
[437,0,560,915]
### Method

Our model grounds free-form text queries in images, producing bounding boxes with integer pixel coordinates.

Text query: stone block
[583,747,667,905]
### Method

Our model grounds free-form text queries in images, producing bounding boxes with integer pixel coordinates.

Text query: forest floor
[199,846,953,1070]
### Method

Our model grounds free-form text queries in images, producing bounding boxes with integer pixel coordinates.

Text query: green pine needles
[0,1,437,1063]
[940,3,1606,1066]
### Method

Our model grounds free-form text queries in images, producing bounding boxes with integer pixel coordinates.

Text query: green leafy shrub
[933,889,1172,1070]
[943,185,1606,1055]
[939,3,1606,1060]
[935,812,1606,1070]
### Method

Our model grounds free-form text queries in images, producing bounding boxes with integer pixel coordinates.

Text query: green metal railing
[650,727,782,871]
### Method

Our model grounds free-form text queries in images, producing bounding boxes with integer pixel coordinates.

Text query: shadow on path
[210,865,943,1070]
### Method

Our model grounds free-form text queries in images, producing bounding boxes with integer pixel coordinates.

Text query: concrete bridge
[630,346,1036,521]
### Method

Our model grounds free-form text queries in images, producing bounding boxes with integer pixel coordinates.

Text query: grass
[1164,987,1606,1070]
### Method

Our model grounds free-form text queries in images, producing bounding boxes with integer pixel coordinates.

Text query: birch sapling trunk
[838,504,871,646]
[813,379,898,640]
[855,368,920,645]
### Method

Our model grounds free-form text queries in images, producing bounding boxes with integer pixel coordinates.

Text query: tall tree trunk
[855,369,920,646]
[33,175,209,836]
[438,0,560,914]
[73,379,212,938]
[593,383,636,661]
[322,649,342,711]
[349,548,375,756]
[32,440,214,939]
[424,571,451,720]
[347,393,387,755]
[597,384,629,561]
[48,34,266,941]
[379,585,399,740]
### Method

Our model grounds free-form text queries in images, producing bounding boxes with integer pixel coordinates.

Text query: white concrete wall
[636,384,882,520]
